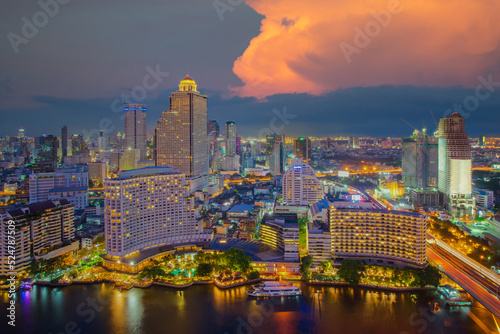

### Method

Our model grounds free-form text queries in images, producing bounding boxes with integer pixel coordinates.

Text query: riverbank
[307,281,435,292]
[31,277,432,292]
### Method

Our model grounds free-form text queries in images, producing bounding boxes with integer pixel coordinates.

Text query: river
[1,283,498,334]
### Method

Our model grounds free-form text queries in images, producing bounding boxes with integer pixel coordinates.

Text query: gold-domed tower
[178,75,198,92]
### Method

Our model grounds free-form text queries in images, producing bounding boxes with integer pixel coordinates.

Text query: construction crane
[400,117,417,131]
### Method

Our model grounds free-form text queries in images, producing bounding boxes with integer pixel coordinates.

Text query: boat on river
[246,281,302,297]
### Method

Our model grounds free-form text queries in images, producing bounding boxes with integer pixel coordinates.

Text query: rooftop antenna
[400,117,417,131]
[429,109,438,128]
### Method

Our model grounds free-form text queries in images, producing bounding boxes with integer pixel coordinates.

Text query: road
[427,247,500,318]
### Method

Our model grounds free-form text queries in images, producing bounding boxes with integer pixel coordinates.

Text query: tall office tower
[207,119,220,137]
[479,135,486,147]
[294,137,311,162]
[61,126,68,157]
[350,136,359,149]
[282,159,324,205]
[269,137,285,176]
[225,121,237,156]
[236,135,242,156]
[71,134,89,155]
[18,128,25,138]
[103,167,198,262]
[330,208,427,269]
[265,133,285,167]
[124,104,147,160]
[402,129,438,188]
[34,135,59,172]
[155,76,208,192]
[438,112,475,217]
[98,129,107,151]
[29,165,89,209]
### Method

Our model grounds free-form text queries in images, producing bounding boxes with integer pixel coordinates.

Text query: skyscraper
[61,126,68,157]
[207,119,220,137]
[155,76,208,191]
[294,137,311,162]
[438,112,475,217]
[71,134,89,155]
[124,103,147,160]
[98,129,107,151]
[269,137,285,176]
[402,129,438,188]
[225,121,237,156]
[34,135,59,172]
[265,133,285,167]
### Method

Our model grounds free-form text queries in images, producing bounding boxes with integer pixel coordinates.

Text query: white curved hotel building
[104,167,199,260]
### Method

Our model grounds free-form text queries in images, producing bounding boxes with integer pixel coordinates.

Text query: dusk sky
[1,0,500,138]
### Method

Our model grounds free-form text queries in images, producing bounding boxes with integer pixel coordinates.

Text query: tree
[247,270,260,280]
[223,249,251,274]
[337,260,365,286]
[196,263,213,277]
[416,265,442,287]
[298,217,308,248]
[300,255,313,280]
[320,261,332,272]
[141,266,166,280]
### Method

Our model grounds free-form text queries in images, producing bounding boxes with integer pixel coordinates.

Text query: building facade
[260,214,299,262]
[124,104,147,160]
[29,164,89,209]
[103,167,199,260]
[402,129,438,189]
[282,159,324,206]
[155,76,208,192]
[438,112,475,217]
[329,208,427,268]
[0,200,74,275]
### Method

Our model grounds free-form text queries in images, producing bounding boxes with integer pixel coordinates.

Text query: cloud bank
[232,0,500,98]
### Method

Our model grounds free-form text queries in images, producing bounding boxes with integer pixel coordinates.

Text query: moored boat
[246,281,302,297]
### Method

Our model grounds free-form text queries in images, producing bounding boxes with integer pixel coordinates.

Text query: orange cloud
[231,0,500,98]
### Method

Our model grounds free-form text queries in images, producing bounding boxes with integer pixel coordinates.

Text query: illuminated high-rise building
[438,112,475,217]
[18,128,25,139]
[102,167,200,272]
[293,137,311,162]
[124,104,147,160]
[207,119,220,137]
[402,129,438,189]
[34,135,59,172]
[61,126,68,157]
[155,76,208,192]
[282,159,324,206]
[225,121,237,156]
[269,137,285,176]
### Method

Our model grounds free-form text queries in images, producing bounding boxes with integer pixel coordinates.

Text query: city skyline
[2,2,500,333]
